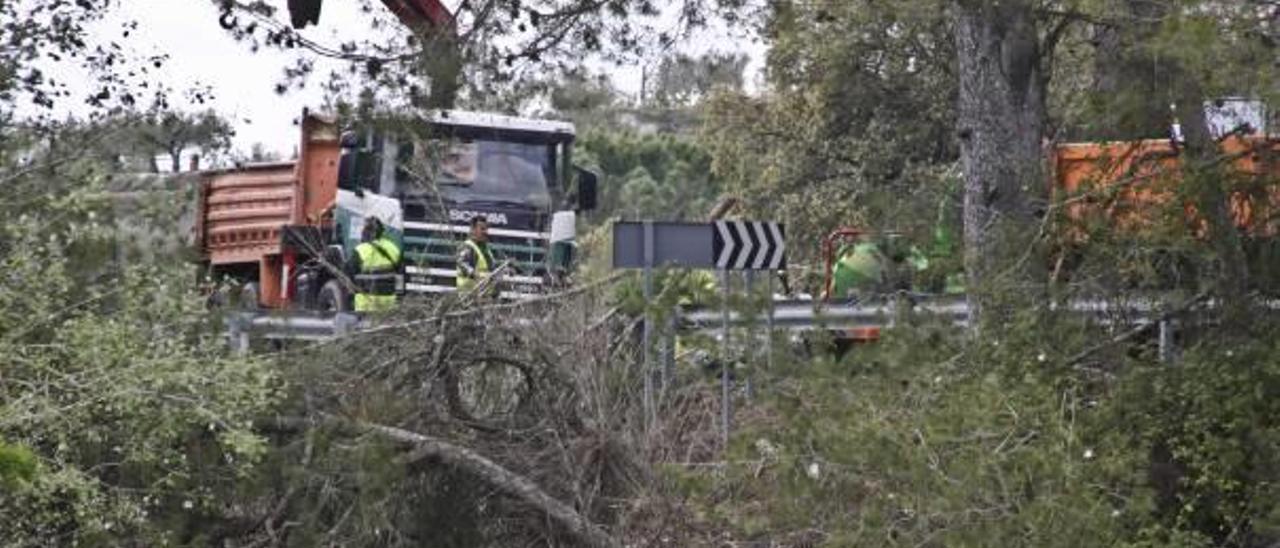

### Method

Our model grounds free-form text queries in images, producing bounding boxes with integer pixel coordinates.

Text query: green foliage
[264,430,491,547]
[700,0,959,273]
[0,440,38,488]
[1068,0,1280,140]
[675,324,1117,545]
[126,106,236,172]
[1,1,178,121]
[549,70,622,128]
[1102,333,1280,545]
[683,205,1280,546]
[670,308,1280,545]
[576,130,721,221]
[650,52,749,108]
[3,1,1278,545]
[0,126,280,545]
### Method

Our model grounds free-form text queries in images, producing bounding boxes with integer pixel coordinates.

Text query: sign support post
[642,221,655,427]
[744,270,755,400]
[611,219,786,448]
[720,269,732,447]
[766,274,775,372]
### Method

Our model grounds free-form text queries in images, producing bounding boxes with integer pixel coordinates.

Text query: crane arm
[381,0,454,32]
[287,0,454,33]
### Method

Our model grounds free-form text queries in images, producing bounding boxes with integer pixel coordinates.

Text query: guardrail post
[642,221,656,427]
[334,313,359,336]
[1158,318,1176,363]
[663,307,676,389]
[227,314,249,355]
[893,291,912,329]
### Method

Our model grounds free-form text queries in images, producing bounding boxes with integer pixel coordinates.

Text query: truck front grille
[401,221,548,295]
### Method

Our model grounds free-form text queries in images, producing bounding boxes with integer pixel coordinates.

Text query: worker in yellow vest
[456,215,498,297]
[345,217,402,312]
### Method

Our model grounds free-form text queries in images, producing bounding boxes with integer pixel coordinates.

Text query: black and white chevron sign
[713,220,786,270]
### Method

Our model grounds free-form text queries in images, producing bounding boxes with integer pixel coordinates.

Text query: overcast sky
[65,0,766,159]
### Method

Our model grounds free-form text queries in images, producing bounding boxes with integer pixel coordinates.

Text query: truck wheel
[239,282,261,310]
[317,280,350,313]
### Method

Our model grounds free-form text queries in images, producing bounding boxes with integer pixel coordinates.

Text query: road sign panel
[612,222,716,269]
[713,220,785,270]
[614,220,785,271]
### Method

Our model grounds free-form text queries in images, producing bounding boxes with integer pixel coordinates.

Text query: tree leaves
[0,115,276,544]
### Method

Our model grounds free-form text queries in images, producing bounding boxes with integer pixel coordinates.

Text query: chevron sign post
[714,221,786,270]
[612,219,786,445]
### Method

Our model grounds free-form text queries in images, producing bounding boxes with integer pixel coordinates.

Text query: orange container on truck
[1050,134,1280,240]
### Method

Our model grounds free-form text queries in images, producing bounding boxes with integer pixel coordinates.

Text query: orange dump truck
[194,108,593,310]
[195,112,341,308]
[821,134,1279,351]
[1051,135,1280,239]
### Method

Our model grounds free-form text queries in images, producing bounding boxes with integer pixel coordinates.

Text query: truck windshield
[397,138,555,209]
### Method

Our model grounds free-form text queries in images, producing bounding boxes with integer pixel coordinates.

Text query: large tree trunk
[953,0,1049,325]
[1175,93,1251,326]
[1090,0,1251,326]
[1088,0,1171,140]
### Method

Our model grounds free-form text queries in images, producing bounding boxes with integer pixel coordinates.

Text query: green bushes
[672,317,1280,546]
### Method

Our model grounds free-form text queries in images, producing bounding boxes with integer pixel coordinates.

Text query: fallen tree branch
[273,415,619,548]
[349,270,628,339]
[377,421,619,548]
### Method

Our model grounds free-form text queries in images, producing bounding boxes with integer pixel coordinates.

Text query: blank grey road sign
[613,222,716,269]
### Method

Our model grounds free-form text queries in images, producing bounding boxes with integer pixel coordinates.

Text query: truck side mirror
[338,150,356,191]
[574,166,599,211]
[337,131,361,191]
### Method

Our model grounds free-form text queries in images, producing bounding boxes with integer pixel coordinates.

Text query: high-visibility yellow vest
[456,239,494,294]
[354,237,401,312]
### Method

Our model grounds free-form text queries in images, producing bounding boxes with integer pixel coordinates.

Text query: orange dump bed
[195,113,340,267]
[199,162,298,265]
[193,112,340,308]
[1051,135,1280,238]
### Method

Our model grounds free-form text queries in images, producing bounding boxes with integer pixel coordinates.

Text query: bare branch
[277,415,621,548]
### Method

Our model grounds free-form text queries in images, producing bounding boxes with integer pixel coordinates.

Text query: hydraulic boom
[287,0,453,32]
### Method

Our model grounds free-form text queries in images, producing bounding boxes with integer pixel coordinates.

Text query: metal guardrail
[676,295,1259,331]
[225,295,1279,351]
[225,312,366,352]
[224,311,547,352]
[681,296,969,331]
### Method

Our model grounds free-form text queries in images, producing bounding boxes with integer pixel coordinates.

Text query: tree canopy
[3,0,1280,546]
